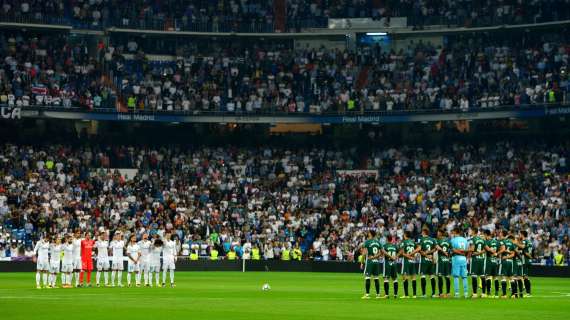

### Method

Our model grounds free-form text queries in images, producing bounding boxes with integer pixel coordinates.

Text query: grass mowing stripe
[0,272,569,320]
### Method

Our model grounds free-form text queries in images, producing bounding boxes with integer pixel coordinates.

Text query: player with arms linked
[360,230,383,299]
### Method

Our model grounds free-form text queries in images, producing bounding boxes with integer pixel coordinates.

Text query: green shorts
[470,258,486,276]
[383,262,398,279]
[420,259,436,276]
[522,264,530,277]
[364,260,381,277]
[485,260,499,277]
[513,260,523,277]
[401,260,417,276]
[437,260,451,276]
[500,259,514,277]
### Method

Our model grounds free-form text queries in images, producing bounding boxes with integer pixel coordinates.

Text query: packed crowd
[0,0,569,31]
[111,30,570,113]
[1,29,569,113]
[0,141,568,264]
[0,33,116,109]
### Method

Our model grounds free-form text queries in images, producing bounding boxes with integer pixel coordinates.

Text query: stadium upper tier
[0,30,568,115]
[0,142,567,261]
[0,0,569,32]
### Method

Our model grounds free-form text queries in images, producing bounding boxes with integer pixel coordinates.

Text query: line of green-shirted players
[360,227,533,299]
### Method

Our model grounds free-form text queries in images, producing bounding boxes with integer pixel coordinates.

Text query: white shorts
[37,259,49,271]
[149,260,161,273]
[112,259,124,270]
[127,261,140,273]
[162,258,175,271]
[97,258,110,271]
[73,257,82,270]
[61,262,73,273]
[139,258,149,272]
[49,261,60,273]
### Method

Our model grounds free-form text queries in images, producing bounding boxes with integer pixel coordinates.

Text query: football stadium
[0,1,569,320]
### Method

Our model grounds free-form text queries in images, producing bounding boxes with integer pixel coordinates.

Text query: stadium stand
[0,141,567,263]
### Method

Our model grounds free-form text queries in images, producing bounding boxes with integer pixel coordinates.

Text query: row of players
[33,230,179,289]
[360,228,533,299]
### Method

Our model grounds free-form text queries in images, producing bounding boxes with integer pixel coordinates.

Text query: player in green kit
[499,232,518,298]
[382,235,400,299]
[519,230,533,297]
[418,228,437,298]
[436,229,451,298]
[360,230,382,299]
[483,229,500,298]
[469,228,487,298]
[513,237,525,298]
[399,231,420,298]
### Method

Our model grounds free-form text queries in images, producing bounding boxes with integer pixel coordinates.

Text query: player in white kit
[48,237,62,288]
[72,231,83,287]
[34,234,51,289]
[110,232,125,287]
[95,233,110,287]
[149,237,163,287]
[126,235,141,287]
[162,232,178,288]
[138,233,152,286]
[61,235,75,288]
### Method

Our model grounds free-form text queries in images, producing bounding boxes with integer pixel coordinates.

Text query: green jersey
[486,238,500,263]
[438,238,451,262]
[419,236,437,252]
[363,239,382,261]
[400,239,417,262]
[502,239,516,259]
[471,236,487,260]
[522,239,533,264]
[383,243,398,264]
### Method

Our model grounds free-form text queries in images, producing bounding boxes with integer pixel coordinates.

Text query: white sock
[136,273,141,285]
[42,273,48,286]
[104,271,109,285]
[144,271,149,285]
[149,272,153,285]
[169,270,174,284]
[96,272,101,285]
[75,272,79,285]
[36,272,41,286]
[155,272,160,286]
[111,271,116,285]
[67,273,72,285]
[162,270,166,284]
[117,271,122,284]
[127,273,131,285]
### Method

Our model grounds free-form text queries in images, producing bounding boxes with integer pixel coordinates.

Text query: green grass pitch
[1,272,569,320]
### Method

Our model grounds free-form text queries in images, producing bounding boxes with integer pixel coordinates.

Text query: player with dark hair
[399,231,419,298]
[436,229,451,298]
[382,235,399,299]
[469,228,487,298]
[80,232,95,287]
[360,230,382,299]
[418,228,437,298]
[519,230,533,297]
[484,229,501,298]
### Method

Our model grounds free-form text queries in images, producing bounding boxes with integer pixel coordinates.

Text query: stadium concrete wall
[1,261,570,277]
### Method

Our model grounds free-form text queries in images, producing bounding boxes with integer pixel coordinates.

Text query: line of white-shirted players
[33,229,179,288]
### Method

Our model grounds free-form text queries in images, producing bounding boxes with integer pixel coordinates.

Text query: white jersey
[34,240,50,261]
[49,244,62,264]
[138,240,151,261]
[62,243,74,264]
[126,243,141,262]
[72,238,82,260]
[95,240,109,260]
[162,240,177,261]
[150,245,162,263]
[110,240,125,261]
